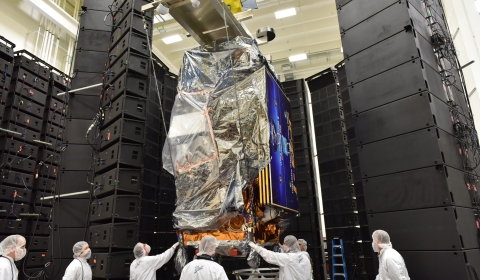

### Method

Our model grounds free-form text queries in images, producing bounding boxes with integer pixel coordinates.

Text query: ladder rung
[333,254,343,257]
[333,245,342,248]
[333,264,344,266]
[334,273,345,276]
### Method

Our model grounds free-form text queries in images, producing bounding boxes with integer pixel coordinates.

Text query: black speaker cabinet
[401,249,480,280]
[24,251,51,268]
[77,28,112,52]
[93,168,143,196]
[89,251,133,279]
[0,171,34,188]
[357,128,469,178]
[0,185,32,203]
[27,236,50,251]
[0,56,13,76]
[67,94,101,119]
[61,144,94,171]
[101,95,147,128]
[368,206,478,251]
[95,143,144,173]
[0,220,29,235]
[103,72,149,102]
[105,52,149,83]
[88,222,139,249]
[11,67,49,93]
[98,118,146,150]
[108,32,149,67]
[363,166,479,212]
[90,194,141,222]
[0,138,39,159]
[3,109,43,133]
[0,201,29,218]
[9,79,47,105]
[79,9,112,32]
[74,50,108,73]
[14,54,40,75]
[0,154,36,173]
[54,199,90,228]
[110,11,152,49]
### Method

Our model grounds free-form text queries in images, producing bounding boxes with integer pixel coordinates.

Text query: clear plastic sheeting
[247,250,261,269]
[162,36,271,231]
[185,239,250,257]
[174,245,188,275]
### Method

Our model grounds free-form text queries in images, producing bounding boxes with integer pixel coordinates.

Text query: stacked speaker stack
[281,79,326,280]
[0,31,72,278]
[42,0,115,277]
[150,54,178,279]
[306,66,373,278]
[76,0,163,279]
[333,0,480,278]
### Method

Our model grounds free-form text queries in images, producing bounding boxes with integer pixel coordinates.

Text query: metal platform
[152,0,250,45]
[233,268,280,280]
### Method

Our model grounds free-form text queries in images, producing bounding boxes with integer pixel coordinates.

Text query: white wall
[1,0,76,73]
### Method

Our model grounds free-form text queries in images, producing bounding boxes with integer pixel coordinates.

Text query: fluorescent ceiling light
[289,53,307,62]
[154,14,174,24]
[275,8,296,19]
[162,35,182,44]
[476,0,480,13]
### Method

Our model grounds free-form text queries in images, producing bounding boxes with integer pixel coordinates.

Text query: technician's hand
[172,242,180,250]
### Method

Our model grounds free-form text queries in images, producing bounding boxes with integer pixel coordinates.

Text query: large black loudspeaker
[306,67,371,279]
[336,0,480,279]
[75,0,180,278]
[280,79,327,280]
[0,34,72,279]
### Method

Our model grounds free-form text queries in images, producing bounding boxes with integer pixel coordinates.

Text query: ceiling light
[275,8,296,19]
[476,0,480,13]
[162,35,182,44]
[289,53,307,62]
[154,13,173,24]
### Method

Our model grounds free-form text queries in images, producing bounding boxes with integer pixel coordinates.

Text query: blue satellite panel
[266,70,299,212]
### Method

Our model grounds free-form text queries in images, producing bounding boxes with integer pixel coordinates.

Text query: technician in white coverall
[372,230,410,280]
[298,238,313,280]
[63,241,92,280]
[298,239,308,253]
[0,235,27,280]
[130,241,178,280]
[179,236,228,280]
[249,235,311,280]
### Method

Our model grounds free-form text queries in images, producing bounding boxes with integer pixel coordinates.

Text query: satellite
[151,0,298,263]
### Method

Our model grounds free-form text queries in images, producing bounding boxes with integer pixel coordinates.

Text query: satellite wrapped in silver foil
[162,37,271,231]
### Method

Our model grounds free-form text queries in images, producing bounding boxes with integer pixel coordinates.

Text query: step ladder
[331,238,348,280]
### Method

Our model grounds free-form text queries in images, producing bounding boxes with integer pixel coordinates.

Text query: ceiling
[152,0,344,81]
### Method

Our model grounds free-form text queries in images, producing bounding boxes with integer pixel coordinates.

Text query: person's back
[276,252,311,280]
[372,230,409,280]
[179,236,228,280]
[0,255,17,280]
[377,247,409,280]
[249,236,312,280]
[179,259,228,280]
[129,242,177,280]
